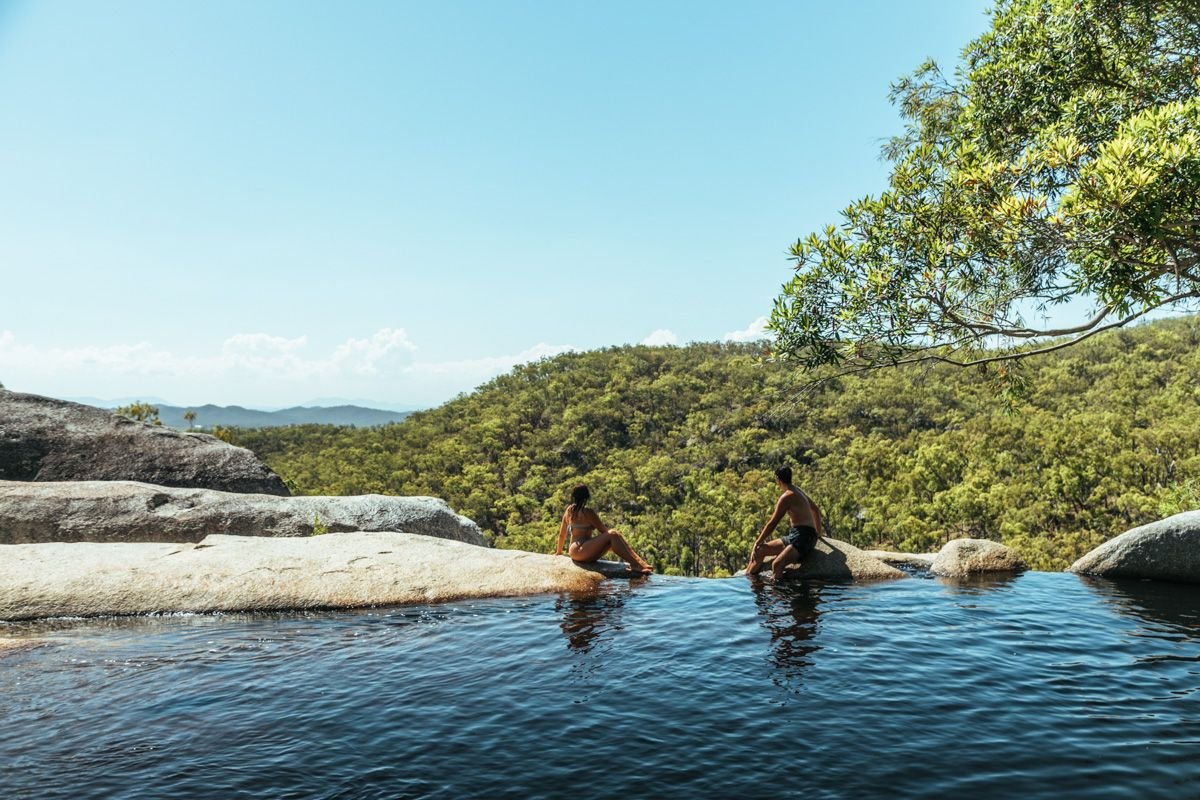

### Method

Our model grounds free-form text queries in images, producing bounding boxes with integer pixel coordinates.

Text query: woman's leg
[606,529,653,574]
[746,539,785,575]
[570,534,613,562]
[571,531,652,574]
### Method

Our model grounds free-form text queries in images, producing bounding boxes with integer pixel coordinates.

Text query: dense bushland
[223,316,1200,576]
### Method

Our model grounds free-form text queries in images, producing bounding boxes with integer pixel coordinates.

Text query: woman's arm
[554,511,568,556]
[592,510,612,535]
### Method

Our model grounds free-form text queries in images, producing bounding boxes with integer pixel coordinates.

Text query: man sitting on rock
[745,466,824,578]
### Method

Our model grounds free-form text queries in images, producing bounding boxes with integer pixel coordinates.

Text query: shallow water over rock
[3,572,1199,798]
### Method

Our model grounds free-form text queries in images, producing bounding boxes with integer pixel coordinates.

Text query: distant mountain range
[153,404,414,429]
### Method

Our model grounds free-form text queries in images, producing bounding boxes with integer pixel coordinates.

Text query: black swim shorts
[781,525,818,558]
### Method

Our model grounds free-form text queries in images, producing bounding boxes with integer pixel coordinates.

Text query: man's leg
[746,540,785,575]
[770,544,801,578]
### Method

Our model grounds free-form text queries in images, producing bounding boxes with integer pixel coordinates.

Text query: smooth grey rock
[574,559,649,579]
[0,532,606,620]
[1069,511,1200,584]
[783,538,906,580]
[930,538,1026,577]
[736,537,905,581]
[864,550,936,569]
[0,390,288,495]
[0,480,486,546]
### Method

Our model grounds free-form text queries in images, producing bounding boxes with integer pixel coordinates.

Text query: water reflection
[935,571,1024,595]
[1078,575,1200,639]
[749,577,822,688]
[555,588,630,656]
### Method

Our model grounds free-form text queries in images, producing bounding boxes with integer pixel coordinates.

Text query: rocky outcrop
[0,532,606,620]
[864,550,936,569]
[930,538,1026,577]
[771,537,905,581]
[0,480,486,545]
[1069,511,1200,584]
[0,390,288,495]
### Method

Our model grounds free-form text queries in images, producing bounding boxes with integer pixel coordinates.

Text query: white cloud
[723,316,769,343]
[0,334,166,373]
[218,333,313,377]
[641,329,678,346]
[222,333,308,354]
[331,328,418,375]
[0,328,570,407]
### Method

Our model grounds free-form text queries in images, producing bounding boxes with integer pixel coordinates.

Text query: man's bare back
[745,466,824,578]
[779,486,820,531]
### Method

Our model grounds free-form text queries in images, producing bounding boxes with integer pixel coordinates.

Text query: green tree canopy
[770,0,1200,376]
[222,316,1200,575]
[114,401,162,425]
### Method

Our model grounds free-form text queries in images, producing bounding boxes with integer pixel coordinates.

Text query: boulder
[0,480,486,546]
[0,532,606,620]
[771,537,906,581]
[0,390,288,495]
[930,538,1026,577]
[1069,511,1200,584]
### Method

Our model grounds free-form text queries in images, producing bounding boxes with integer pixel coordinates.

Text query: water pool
[3,572,1199,799]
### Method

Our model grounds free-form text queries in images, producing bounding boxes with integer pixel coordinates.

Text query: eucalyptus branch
[893,290,1200,368]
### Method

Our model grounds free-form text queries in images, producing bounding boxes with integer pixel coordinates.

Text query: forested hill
[222,315,1200,576]
[153,404,412,429]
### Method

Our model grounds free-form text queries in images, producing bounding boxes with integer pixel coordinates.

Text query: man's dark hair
[774,466,792,484]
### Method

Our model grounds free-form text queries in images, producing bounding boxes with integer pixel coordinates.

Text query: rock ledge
[0,532,606,621]
[0,480,486,545]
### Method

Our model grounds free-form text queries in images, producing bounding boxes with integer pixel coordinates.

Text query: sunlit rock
[734,537,905,581]
[1069,511,1200,584]
[930,538,1026,577]
[864,550,936,569]
[0,532,606,620]
[0,480,486,546]
[782,537,905,580]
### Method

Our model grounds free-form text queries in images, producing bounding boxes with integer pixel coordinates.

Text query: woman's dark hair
[774,466,792,484]
[570,484,590,514]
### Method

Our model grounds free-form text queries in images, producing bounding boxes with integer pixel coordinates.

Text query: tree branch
[893,290,1200,368]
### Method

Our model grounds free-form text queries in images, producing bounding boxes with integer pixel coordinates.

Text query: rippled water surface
[4,572,1200,799]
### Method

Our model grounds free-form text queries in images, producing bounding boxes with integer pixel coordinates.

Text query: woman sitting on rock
[554,484,653,575]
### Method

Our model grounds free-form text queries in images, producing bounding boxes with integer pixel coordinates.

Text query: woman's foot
[631,561,653,575]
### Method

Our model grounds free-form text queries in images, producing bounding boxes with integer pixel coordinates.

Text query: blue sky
[0,0,994,408]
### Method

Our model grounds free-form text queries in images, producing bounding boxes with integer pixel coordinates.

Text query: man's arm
[754,496,788,549]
